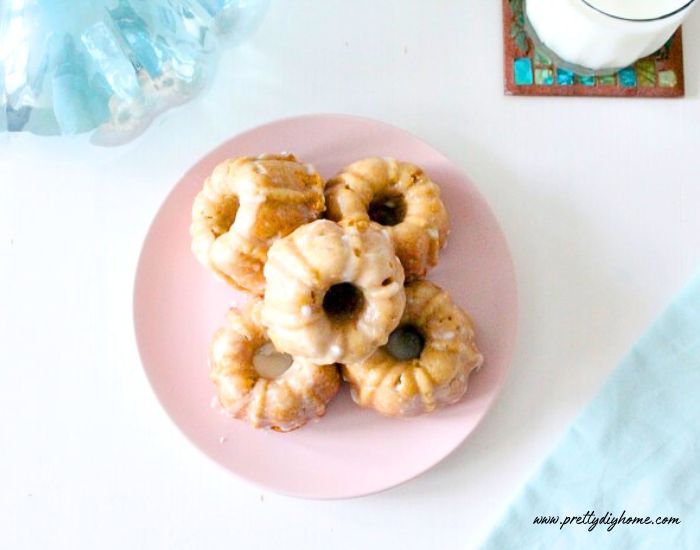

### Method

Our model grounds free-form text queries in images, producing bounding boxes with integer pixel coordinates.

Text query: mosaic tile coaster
[503,0,685,98]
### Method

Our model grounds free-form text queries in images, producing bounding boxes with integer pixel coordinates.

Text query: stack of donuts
[191,153,483,432]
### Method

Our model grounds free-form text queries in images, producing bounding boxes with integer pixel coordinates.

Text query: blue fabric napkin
[480,274,700,549]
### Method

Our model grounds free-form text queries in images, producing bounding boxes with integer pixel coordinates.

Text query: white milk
[525,0,696,71]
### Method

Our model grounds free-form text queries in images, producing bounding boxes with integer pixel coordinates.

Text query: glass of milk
[525,0,697,74]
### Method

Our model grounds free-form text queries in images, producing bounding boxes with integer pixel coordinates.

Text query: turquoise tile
[576,74,596,86]
[556,68,574,86]
[535,68,554,85]
[618,67,637,88]
[514,57,533,85]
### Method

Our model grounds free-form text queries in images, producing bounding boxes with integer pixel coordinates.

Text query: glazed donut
[324,157,449,280]
[210,300,340,432]
[190,153,325,295]
[343,280,482,417]
[261,219,406,365]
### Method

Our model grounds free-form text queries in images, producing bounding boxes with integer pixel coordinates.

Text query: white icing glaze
[262,220,405,364]
[231,178,267,238]
[211,336,232,361]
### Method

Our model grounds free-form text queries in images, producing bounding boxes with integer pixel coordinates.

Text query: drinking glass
[525,0,697,74]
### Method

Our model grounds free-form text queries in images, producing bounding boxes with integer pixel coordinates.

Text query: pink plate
[133,114,518,499]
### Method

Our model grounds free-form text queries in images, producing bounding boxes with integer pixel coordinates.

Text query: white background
[2,1,700,548]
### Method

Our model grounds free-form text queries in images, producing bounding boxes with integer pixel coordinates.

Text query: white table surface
[2,1,700,548]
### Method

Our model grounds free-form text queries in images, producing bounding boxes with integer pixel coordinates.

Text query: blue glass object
[0,0,269,143]
[513,57,533,86]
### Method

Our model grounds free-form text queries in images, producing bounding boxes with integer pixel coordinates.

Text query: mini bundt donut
[190,153,325,295]
[262,219,406,365]
[210,299,340,432]
[343,280,483,417]
[324,157,449,280]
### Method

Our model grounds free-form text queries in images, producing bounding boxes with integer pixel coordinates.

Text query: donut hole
[322,282,365,323]
[386,325,425,361]
[368,193,406,226]
[253,343,293,379]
